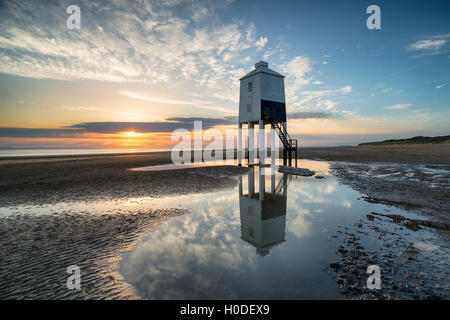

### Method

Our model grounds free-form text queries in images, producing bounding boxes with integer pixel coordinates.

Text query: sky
[0,0,449,150]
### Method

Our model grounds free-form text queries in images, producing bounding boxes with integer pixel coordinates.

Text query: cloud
[120,90,196,105]
[68,117,238,133]
[281,56,313,92]
[302,86,352,98]
[317,100,336,110]
[409,40,446,51]
[408,34,450,56]
[0,117,238,137]
[0,127,83,138]
[288,112,334,120]
[279,56,315,108]
[120,90,232,114]
[341,85,352,93]
[384,103,413,110]
[278,56,352,117]
[0,0,266,104]
[255,36,268,48]
[435,84,446,89]
[61,105,110,112]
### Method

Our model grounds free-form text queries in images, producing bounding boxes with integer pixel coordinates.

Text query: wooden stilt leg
[237,123,242,166]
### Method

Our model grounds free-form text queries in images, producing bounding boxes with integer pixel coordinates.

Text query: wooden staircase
[265,108,298,167]
[271,121,297,151]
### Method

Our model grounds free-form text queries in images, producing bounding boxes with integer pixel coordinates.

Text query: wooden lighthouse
[239,170,289,256]
[237,61,297,167]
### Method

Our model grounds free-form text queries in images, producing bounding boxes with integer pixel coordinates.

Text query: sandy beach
[0,153,249,299]
[299,143,450,164]
[0,144,449,299]
[0,152,248,207]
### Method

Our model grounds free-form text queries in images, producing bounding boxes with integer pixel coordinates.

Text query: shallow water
[0,159,447,299]
[118,160,445,299]
[129,159,241,172]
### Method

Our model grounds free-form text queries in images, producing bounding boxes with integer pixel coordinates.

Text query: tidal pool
[118,160,436,299]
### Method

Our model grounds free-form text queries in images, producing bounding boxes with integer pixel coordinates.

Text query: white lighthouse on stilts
[237,61,297,168]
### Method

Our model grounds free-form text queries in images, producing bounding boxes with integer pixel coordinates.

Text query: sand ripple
[0,208,186,299]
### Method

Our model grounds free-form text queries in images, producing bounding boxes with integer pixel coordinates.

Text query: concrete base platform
[278,165,315,176]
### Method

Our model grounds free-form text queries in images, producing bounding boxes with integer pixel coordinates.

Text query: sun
[122,131,141,138]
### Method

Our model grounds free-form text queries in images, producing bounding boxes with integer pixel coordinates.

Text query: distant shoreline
[358,134,450,146]
[0,150,171,161]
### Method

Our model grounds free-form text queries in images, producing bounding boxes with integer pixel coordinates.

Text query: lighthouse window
[247,103,251,113]
[248,81,253,92]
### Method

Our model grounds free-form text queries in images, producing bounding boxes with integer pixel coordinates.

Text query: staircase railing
[267,109,298,150]
[273,174,292,196]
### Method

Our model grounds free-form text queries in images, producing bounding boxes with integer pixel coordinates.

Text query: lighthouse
[238,170,289,256]
[237,61,297,167]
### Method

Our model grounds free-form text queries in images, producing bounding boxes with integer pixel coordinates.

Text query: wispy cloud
[280,56,313,96]
[255,36,268,48]
[317,100,336,110]
[68,119,233,133]
[301,86,352,98]
[61,105,110,112]
[120,90,232,114]
[288,112,334,120]
[408,33,450,56]
[409,39,446,51]
[278,55,353,118]
[0,0,266,104]
[384,103,413,110]
[120,90,196,105]
[0,117,237,137]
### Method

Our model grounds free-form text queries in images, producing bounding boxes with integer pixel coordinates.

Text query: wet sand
[0,153,248,299]
[0,208,185,299]
[0,145,449,299]
[328,162,450,299]
[0,153,248,207]
[318,145,450,299]
[331,162,450,221]
[300,143,450,164]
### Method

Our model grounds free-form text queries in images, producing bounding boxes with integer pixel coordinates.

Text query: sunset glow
[122,131,141,138]
[0,0,448,150]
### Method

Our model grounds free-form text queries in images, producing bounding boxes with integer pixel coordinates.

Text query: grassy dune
[359,135,450,146]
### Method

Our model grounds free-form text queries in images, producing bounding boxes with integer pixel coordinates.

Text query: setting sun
[122,131,141,138]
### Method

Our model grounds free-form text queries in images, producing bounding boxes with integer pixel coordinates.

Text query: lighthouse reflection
[238,168,290,256]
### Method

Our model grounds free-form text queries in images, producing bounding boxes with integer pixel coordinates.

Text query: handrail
[268,108,298,150]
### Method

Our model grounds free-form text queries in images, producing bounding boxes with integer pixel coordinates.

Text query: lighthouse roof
[239,61,285,81]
